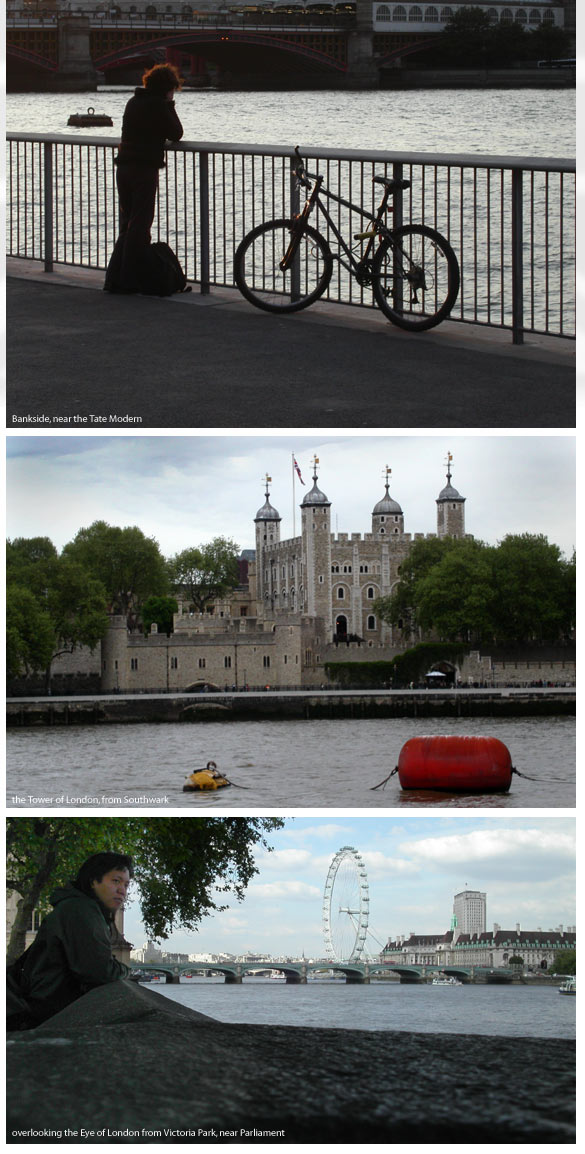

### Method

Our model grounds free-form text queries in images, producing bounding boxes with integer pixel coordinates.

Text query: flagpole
[292,453,296,539]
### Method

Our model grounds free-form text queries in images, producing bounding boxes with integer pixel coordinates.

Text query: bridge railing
[6,133,575,342]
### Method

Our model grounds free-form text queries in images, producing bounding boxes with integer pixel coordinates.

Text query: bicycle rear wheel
[372,224,460,332]
[234,218,333,313]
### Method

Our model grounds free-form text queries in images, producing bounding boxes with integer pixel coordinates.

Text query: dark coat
[116,87,184,169]
[9,884,129,1026]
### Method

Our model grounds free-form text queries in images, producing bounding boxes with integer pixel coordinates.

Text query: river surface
[6,715,575,808]
[6,87,575,157]
[143,978,575,1038]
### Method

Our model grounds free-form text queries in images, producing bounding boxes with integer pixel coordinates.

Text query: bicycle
[233,147,460,332]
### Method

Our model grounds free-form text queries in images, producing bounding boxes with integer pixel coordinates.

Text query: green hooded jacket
[14,883,130,1025]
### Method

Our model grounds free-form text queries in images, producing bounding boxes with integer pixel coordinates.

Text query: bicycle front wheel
[372,224,460,332]
[234,218,333,314]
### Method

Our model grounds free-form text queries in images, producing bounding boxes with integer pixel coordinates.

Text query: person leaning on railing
[6,853,134,1030]
[104,63,184,294]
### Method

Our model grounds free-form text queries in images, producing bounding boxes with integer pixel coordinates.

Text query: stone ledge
[6,981,575,1143]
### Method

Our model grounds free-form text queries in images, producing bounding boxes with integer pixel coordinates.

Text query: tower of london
[100,454,468,692]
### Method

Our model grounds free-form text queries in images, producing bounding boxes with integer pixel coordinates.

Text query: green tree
[527,25,572,64]
[375,533,574,647]
[551,949,576,976]
[168,537,240,613]
[490,534,573,643]
[62,521,168,619]
[6,817,285,962]
[6,586,56,679]
[414,539,495,641]
[6,539,109,690]
[374,536,456,635]
[142,595,179,636]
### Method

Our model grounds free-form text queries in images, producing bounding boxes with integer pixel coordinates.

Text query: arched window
[337,586,345,598]
[426,6,439,21]
[501,8,513,23]
[377,3,391,19]
[515,9,527,24]
[367,586,375,599]
[528,8,541,24]
[440,6,452,20]
[145,5,158,16]
[393,5,407,19]
[409,5,423,20]
[542,8,555,23]
[486,7,498,21]
[367,614,376,630]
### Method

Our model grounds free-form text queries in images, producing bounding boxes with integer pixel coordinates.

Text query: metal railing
[6,132,575,342]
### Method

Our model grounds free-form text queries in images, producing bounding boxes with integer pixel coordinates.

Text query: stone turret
[372,466,404,538]
[301,456,332,626]
[436,453,466,538]
[254,475,281,609]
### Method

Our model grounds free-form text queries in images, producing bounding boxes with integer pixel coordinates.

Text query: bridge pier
[346,34,380,90]
[53,17,101,92]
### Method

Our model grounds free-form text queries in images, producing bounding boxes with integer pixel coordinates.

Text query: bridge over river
[131,959,521,984]
[6,5,427,90]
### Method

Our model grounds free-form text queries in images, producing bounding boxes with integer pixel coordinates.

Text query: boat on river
[67,108,113,127]
[183,760,231,791]
[558,977,576,995]
[431,976,463,986]
[397,735,513,793]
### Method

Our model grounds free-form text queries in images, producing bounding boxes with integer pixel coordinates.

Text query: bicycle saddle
[373,176,411,191]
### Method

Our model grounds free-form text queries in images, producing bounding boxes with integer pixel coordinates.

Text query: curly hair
[142,63,183,95]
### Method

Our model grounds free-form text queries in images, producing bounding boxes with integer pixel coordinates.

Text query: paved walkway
[7,260,575,428]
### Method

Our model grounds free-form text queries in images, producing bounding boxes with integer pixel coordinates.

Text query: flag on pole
[293,456,305,485]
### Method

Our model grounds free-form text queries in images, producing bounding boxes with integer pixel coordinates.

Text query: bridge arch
[93,30,348,77]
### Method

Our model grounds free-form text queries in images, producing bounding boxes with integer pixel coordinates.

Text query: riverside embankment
[7,687,576,727]
[6,981,575,1144]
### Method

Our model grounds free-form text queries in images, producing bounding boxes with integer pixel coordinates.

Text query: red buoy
[397,735,513,793]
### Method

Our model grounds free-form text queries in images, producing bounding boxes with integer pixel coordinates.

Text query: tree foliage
[375,534,574,646]
[168,537,240,612]
[62,521,168,618]
[422,9,572,68]
[552,949,576,976]
[6,817,284,962]
[142,595,179,636]
[6,538,109,685]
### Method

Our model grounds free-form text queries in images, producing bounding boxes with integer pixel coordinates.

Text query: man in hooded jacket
[7,852,133,1029]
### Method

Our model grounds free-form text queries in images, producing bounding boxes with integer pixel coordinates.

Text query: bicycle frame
[281,164,403,279]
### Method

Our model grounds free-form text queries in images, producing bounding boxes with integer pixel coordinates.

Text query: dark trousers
[105,162,158,292]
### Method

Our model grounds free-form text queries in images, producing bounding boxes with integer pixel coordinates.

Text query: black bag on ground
[139,241,188,296]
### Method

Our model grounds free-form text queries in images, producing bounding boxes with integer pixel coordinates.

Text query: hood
[49,882,112,922]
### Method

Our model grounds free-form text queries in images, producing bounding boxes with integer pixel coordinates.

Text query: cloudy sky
[6,433,576,557]
[121,815,576,959]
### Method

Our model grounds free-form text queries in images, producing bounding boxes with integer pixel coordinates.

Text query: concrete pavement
[7,260,575,429]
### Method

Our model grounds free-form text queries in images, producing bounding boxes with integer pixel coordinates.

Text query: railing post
[392,160,404,314]
[511,167,524,345]
[289,155,301,301]
[43,140,54,272]
[198,149,210,294]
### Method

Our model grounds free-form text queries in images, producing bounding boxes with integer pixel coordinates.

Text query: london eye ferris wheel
[322,846,370,962]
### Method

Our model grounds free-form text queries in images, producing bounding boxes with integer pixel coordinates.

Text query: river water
[144,978,575,1039]
[6,87,575,156]
[6,714,575,808]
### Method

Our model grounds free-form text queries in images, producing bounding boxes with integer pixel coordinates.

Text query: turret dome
[373,482,403,516]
